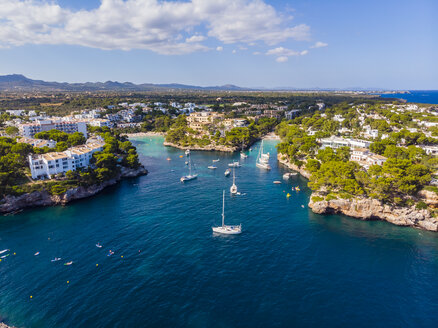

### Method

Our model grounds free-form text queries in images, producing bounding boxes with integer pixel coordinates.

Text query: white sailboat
[256,140,271,170]
[212,190,242,235]
[230,168,238,194]
[180,154,198,182]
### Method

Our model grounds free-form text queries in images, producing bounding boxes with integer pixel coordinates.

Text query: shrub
[326,194,338,201]
[311,196,324,202]
[50,184,67,195]
[416,201,428,210]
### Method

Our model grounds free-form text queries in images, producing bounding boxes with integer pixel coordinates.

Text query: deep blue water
[1,137,438,328]
[378,90,438,104]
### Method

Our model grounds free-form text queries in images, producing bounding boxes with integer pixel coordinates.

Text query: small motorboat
[64,261,73,266]
[224,168,231,177]
[1,254,10,259]
[107,250,115,256]
[185,161,189,165]
[286,193,291,198]
[212,159,220,163]
[51,257,62,262]
[301,205,305,208]
[283,172,297,180]
[96,243,102,248]
[0,249,9,254]
[295,187,301,191]
[208,166,217,169]
[166,157,171,161]
[179,155,184,158]
[228,161,241,168]
[240,152,248,159]
[273,181,281,184]
[185,149,191,156]
[34,252,40,256]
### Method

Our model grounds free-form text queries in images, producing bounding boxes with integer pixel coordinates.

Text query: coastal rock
[0,323,15,328]
[163,141,237,152]
[418,189,438,208]
[277,154,311,179]
[308,193,438,231]
[0,166,148,214]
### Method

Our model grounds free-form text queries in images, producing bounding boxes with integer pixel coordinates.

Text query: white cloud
[276,56,288,63]
[266,46,308,62]
[0,0,313,55]
[311,41,328,48]
[186,35,206,43]
[216,46,223,51]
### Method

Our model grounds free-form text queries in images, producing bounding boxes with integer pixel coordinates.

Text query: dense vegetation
[276,102,438,207]
[0,127,141,198]
[165,115,277,148]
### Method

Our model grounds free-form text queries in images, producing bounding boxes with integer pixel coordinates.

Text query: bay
[1,137,438,327]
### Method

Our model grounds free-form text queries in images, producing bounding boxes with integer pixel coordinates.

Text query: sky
[0,0,437,89]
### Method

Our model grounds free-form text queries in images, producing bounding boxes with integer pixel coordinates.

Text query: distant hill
[0,74,251,92]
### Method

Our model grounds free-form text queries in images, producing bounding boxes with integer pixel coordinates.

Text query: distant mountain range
[0,74,407,93]
[0,74,251,92]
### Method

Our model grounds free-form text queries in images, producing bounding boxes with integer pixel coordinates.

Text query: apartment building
[28,142,104,179]
[19,120,88,138]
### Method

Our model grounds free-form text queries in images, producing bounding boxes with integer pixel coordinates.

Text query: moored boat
[212,190,242,235]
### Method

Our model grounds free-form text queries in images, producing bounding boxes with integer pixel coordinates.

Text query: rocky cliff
[309,193,438,231]
[0,166,148,214]
[277,154,311,179]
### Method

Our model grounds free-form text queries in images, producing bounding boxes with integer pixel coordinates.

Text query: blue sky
[0,0,436,89]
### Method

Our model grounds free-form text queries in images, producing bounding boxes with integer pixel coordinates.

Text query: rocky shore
[0,166,148,215]
[0,322,15,328]
[163,141,237,152]
[277,152,438,231]
[277,154,311,179]
[309,193,438,231]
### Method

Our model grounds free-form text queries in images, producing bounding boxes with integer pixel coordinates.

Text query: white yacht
[180,154,198,182]
[230,168,238,194]
[185,149,191,156]
[240,152,248,159]
[256,140,271,170]
[212,191,242,235]
[224,168,231,177]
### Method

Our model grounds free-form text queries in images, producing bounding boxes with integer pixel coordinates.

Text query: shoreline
[277,152,438,231]
[125,132,165,138]
[163,141,236,152]
[0,166,148,215]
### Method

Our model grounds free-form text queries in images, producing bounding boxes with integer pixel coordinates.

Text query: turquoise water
[1,137,438,327]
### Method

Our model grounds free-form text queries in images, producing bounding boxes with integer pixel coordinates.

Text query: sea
[1,137,438,328]
[378,90,438,104]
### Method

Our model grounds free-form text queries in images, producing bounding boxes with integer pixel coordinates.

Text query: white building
[6,110,26,116]
[320,136,371,149]
[18,137,56,148]
[28,142,104,179]
[19,120,88,138]
[419,145,438,156]
[285,109,301,120]
[88,119,112,128]
[333,114,345,122]
[350,147,387,169]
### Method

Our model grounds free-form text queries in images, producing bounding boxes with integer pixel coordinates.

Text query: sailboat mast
[188,154,192,176]
[232,167,235,184]
[222,190,225,227]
